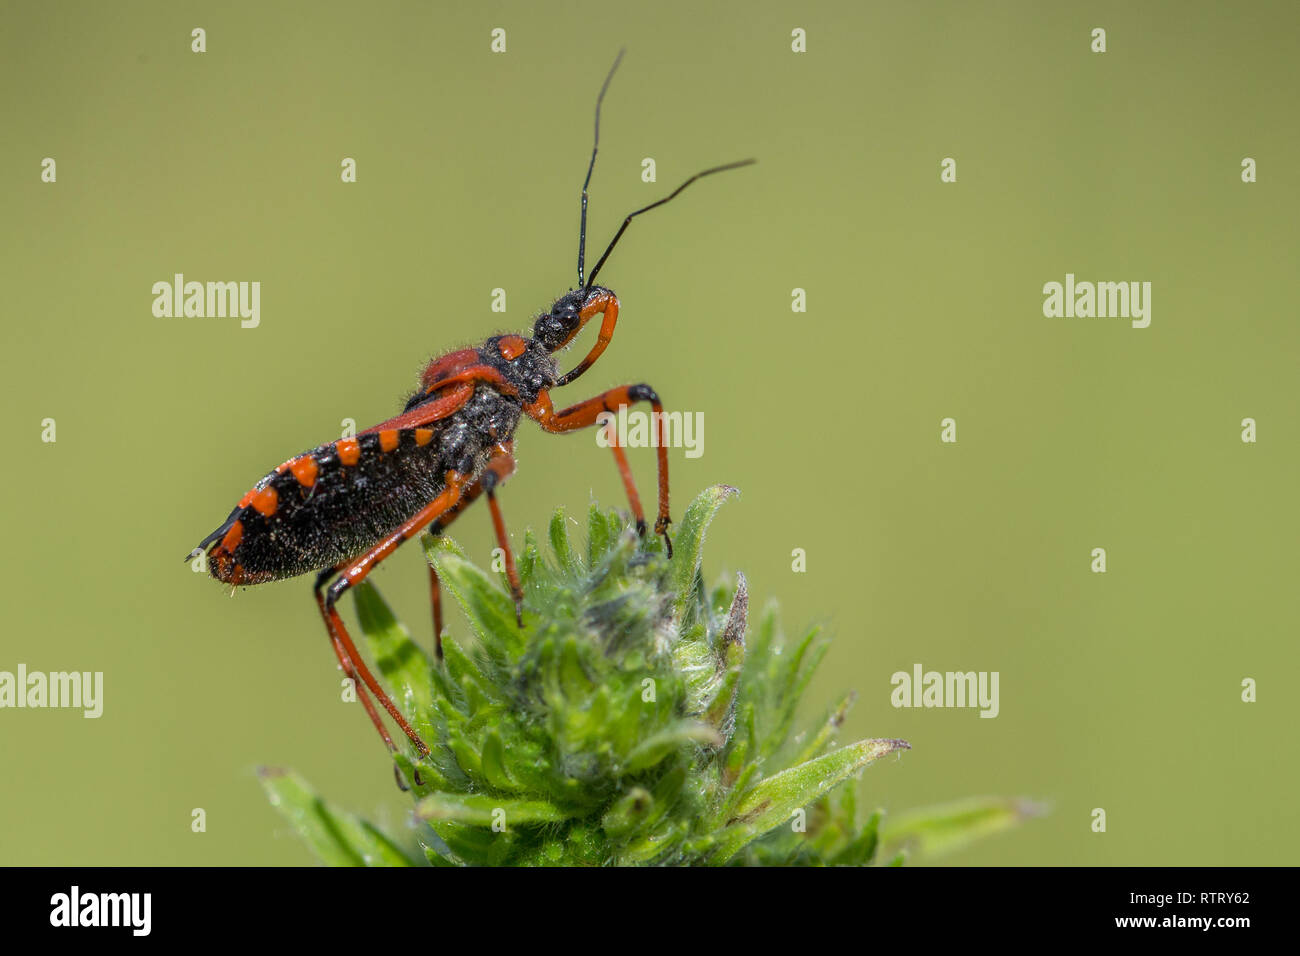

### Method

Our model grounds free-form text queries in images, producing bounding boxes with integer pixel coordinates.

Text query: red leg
[422,494,479,658]
[314,566,415,789]
[420,444,519,657]
[313,566,393,748]
[483,462,524,627]
[525,383,673,556]
[319,471,472,758]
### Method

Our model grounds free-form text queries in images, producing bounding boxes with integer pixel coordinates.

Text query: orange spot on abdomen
[251,487,278,517]
[337,438,361,466]
[220,520,244,552]
[290,456,319,487]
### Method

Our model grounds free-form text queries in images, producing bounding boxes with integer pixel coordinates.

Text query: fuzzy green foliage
[261,485,1036,866]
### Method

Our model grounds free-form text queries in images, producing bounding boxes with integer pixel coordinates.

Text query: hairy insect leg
[481,451,524,627]
[423,499,475,658]
[526,383,673,556]
[421,444,521,656]
[319,471,472,760]
[314,566,417,789]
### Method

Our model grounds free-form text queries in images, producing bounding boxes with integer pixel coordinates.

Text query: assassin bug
[189,51,753,773]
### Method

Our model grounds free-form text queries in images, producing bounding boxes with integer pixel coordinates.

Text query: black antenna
[584,158,756,291]
[577,49,626,289]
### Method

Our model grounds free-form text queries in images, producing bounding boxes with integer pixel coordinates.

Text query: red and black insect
[189,52,753,773]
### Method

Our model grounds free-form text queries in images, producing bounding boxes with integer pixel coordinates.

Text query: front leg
[525,383,673,557]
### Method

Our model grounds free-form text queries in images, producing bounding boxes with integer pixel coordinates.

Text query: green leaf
[259,767,417,867]
[517,528,545,590]
[670,484,738,620]
[878,796,1045,862]
[416,793,571,828]
[601,786,654,838]
[479,731,517,790]
[625,721,724,773]
[830,808,881,866]
[790,691,856,767]
[587,502,615,567]
[709,737,911,863]
[549,508,579,574]
[353,580,437,746]
[759,627,828,760]
[426,537,528,659]
[422,841,461,867]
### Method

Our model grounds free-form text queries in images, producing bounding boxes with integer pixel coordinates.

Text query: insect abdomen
[200,388,523,585]
[203,426,450,584]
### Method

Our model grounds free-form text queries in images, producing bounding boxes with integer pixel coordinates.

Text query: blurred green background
[2,0,1296,865]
